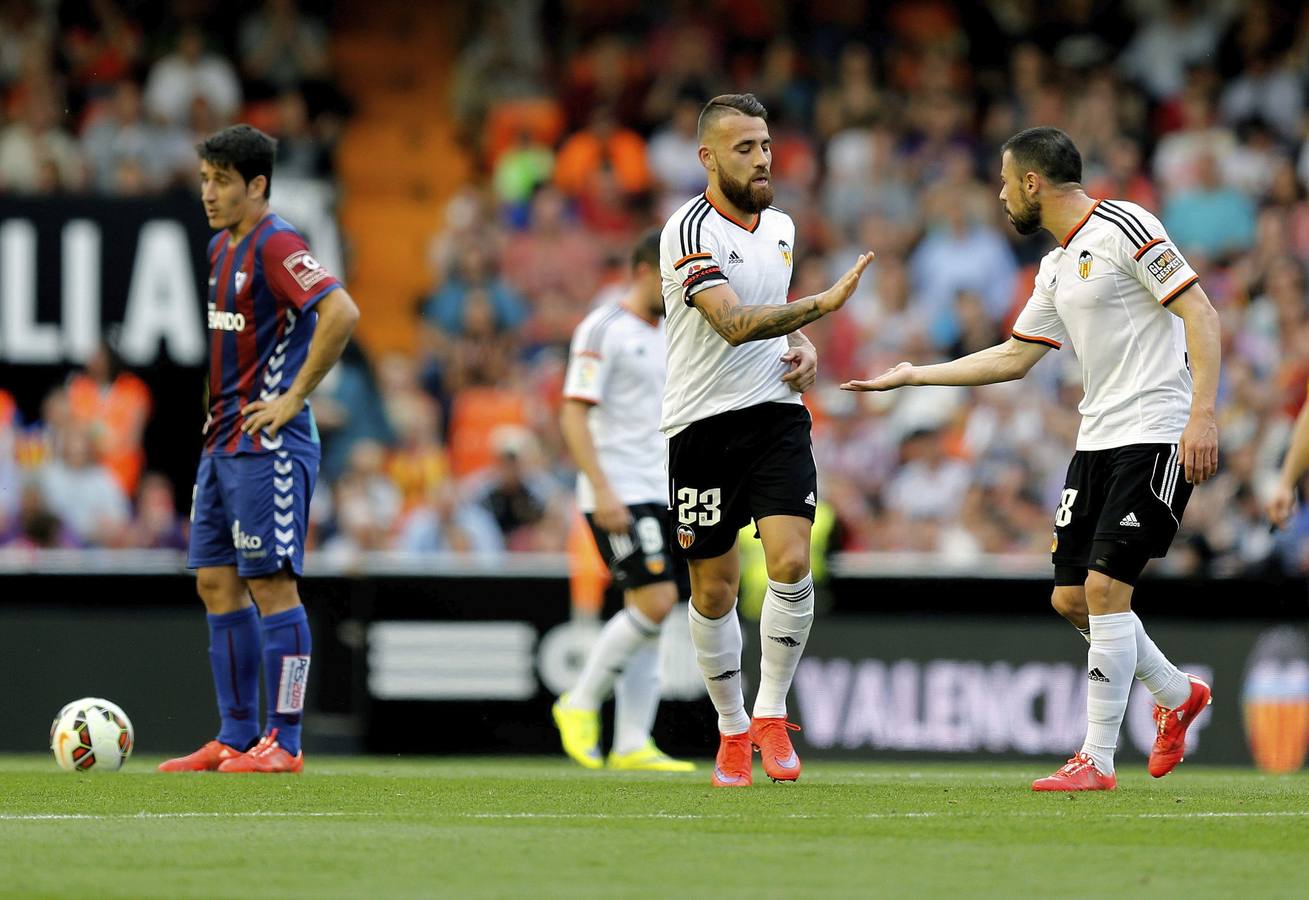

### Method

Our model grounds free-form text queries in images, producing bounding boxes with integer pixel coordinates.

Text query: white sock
[1132,612,1192,709]
[567,606,658,711]
[1081,612,1136,774]
[753,573,815,719]
[612,628,661,755]
[688,600,749,735]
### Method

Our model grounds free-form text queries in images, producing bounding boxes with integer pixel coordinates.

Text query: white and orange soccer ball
[50,698,134,772]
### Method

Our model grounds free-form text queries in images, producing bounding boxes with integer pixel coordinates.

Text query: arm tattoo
[701,297,823,345]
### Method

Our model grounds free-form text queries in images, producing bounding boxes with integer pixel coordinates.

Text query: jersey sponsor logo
[778,239,792,267]
[1077,250,1092,280]
[207,306,246,331]
[1148,248,1183,283]
[1119,511,1141,527]
[282,248,330,291]
[234,269,248,293]
[676,524,695,549]
[275,654,311,714]
[726,250,744,268]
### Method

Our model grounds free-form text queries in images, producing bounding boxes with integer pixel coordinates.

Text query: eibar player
[552,230,700,773]
[844,127,1219,791]
[159,125,359,774]
[662,94,871,787]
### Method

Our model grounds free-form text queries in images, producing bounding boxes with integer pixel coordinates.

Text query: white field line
[462,810,1309,822]
[0,811,373,821]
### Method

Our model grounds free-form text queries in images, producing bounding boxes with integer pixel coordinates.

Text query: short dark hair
[197,124,277,199]
[697,93,768,140]
[1001,126,1082,186]
[631,228,661,270]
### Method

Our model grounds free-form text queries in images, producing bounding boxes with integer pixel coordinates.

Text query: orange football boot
[157,739,245,772]
[1149,674,1213,777]
[749,717,802,783]
[216,729,304,774]
[1031,752,1117,791]
[711,732,753,787]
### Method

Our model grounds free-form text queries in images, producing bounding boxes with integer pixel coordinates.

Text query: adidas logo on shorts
[1119,511,1141,527]
[804,491,816,507]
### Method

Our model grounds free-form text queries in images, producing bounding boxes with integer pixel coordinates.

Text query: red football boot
[1149,674,1213,778]
[157,739,245,772]
[216,729,303,774]
[749,717,802,783]
[711,732,753,787]
[1031,753,1117,791]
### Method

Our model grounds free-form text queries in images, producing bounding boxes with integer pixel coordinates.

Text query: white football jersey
[1012,199,1199,451]
[659,194,802,437]
[562,302,668,511]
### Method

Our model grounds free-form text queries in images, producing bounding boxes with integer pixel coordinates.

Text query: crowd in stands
[7,0,1309,579]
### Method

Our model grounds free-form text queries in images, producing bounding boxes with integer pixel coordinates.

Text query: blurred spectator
[647,93,705,208]
[1118,0,1227,101]
[394,480,505,555]
[3,482,75,549]
[492,128,554,210]
[65,339,151,497]
[451,1,546,136]
[271,88,332,179]
[238,0,330,97]
[552,106,652,225]
[499,186,603,312]
[143,24,241,125]
[314,341,396,484]
[59,0,141,105]
[1163,151,1256,258]
[469,426,556,546]
[129,472,185,550]
[0,84,84,192]
[38,426,129,546]
[81,79,191,193]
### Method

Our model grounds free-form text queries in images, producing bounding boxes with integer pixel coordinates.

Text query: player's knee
[1050,589,1080,620]
[765,547,811,585]
[246,570,301,615]
[631,582,678,623]
[195,569,245,613]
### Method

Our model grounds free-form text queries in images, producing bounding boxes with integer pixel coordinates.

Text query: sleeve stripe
[689,202,712,256]
[579,306,622,354]
[1012,330,1062,349]
[674,252,712,268]
[562,394,598,405]
[1159,275,1199,307]
[694,202,711,253]
[1101,201,1153,244]
[679,198,709,257]
[1095,203,1150,246]
[1133,237,1165,260]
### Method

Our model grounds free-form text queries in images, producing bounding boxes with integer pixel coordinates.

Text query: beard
[1006,195,1042,235]
[718,163,774,214]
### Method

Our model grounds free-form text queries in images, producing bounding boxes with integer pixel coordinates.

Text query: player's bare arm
[780,331,817,392]
[1269,396,1309,527]
[692,251,873,347]
[840,337,1049,392]
[1166,286,1220,485]
[242,288,360,437]
[559,398,632,534]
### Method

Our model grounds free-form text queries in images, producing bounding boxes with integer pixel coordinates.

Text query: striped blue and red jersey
[203,213,340,457]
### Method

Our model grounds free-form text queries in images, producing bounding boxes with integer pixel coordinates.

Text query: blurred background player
[661,94,871,787]
[844,127,1219,791]
[159,124,359,774]
[551,229,694,773]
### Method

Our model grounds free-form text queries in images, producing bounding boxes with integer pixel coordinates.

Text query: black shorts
[586,502,679,590]
[666,402,817,559]
[1051,443,1192,568]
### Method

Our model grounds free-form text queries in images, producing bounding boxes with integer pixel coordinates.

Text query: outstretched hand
[816,251,875,315]
[841,361,916,392]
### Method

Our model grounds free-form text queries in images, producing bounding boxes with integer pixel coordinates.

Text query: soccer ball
[50,698,134,772]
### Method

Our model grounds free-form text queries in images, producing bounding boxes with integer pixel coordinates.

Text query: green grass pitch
[2,756,1307,898]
